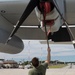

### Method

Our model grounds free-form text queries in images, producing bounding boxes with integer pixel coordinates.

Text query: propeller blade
[6,0,39,43]
[51,0,75,48]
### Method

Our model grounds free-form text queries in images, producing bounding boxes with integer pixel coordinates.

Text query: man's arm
[45,47,51,65]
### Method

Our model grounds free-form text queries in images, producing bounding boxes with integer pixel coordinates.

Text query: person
[28,47,51,75]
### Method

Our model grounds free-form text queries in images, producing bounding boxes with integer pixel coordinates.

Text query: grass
[49,64,67,68]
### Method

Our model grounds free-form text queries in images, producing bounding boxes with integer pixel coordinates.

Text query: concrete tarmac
[0,69,75,75]
[0,64,75,75]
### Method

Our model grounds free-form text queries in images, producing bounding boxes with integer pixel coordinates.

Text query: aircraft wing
[0,0,75,39]
[0,0,75,54]
[0,0,74,40]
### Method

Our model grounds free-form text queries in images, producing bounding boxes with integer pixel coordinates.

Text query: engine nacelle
[35,2,62,33]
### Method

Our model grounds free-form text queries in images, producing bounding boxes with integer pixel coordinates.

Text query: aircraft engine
[35,1,62,34]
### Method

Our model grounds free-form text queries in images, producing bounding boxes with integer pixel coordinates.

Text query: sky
[0,40,75,62]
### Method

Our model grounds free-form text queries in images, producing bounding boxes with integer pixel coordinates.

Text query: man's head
[31,57,39,68]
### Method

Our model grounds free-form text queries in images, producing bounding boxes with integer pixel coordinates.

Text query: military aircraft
[0,0,75,54]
